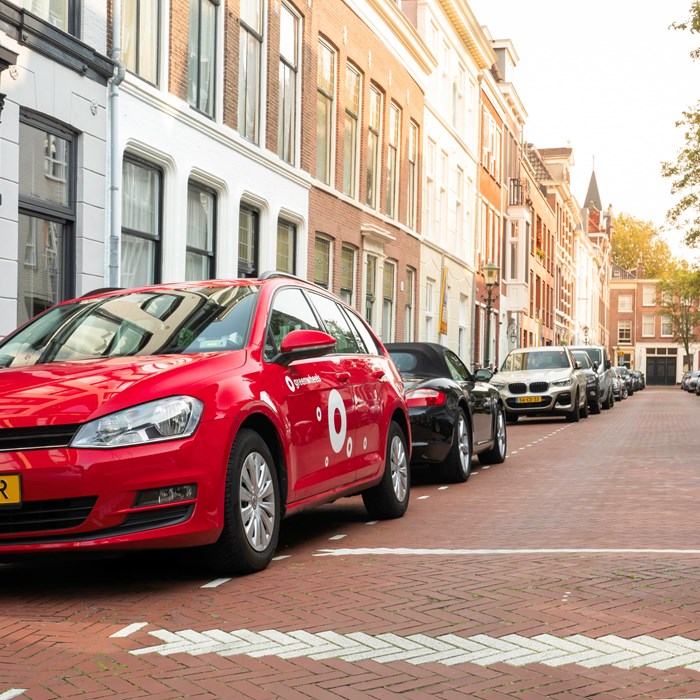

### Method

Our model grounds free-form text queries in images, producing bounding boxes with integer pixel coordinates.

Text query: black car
[616,366,636,396]
[386,342,507,483]
[571,349,602,414]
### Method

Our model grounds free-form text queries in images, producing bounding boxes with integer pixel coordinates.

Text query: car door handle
[373,370,385,379]
[337,372,351,383]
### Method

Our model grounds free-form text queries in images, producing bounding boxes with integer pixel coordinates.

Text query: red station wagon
[0,273,411,574]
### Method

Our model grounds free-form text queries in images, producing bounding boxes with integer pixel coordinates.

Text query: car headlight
[586,375,597,385]
[490,381,507,390]
[71,396,204,448]
[552,378,573,387]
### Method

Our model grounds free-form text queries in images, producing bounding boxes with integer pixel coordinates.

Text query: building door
[646,357,676,386]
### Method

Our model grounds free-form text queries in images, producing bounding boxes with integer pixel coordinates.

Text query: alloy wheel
[390,434,409,503]
[239,451,276,552]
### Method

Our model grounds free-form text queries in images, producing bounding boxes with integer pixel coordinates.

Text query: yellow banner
[438,266,448,335]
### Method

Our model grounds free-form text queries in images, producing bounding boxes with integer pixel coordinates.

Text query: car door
[264,286,356,501]
[444,350,492,447]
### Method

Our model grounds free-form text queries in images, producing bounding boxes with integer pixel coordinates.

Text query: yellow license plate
[0,475,21,506]
[516,396,542,404]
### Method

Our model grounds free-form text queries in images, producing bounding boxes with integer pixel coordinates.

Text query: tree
[657,264,700,369]
[662,2,700,246]
[611,213,673,277]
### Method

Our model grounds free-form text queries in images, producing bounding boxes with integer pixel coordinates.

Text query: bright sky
[468,0,700,262]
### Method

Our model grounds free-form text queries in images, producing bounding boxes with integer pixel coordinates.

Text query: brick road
[1,386,699,698]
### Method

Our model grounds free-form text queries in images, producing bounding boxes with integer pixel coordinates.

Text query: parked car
[634,370,646,389]
[569,345,615,409]
[684,370,700,392]
[571,349,602,414]
[481,346,588,423]
[386,343,507,483]
[681,371,692,389]
[615,366,636,395]
[0,274,412,574]
[611,368,628,400]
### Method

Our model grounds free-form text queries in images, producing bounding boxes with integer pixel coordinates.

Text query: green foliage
[611,213,673,277]
[658,264,700,363]
[663,3,700,245]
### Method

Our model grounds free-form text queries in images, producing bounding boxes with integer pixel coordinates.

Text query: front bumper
[0,418,232,554]
[500,386,576,417]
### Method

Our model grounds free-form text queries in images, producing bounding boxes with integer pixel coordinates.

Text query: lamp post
[482,262,499,369]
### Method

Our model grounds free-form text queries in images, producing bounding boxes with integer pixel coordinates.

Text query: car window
[389,351,417,373]
[445,350,472,382]
[307,292,362,354]
[572,351,592,369]
[265,287,323,359]
[0,286,260,366]
[343,306,381,355]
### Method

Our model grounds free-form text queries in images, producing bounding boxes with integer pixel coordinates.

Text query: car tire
[505,410,519,424]
[565,392,581,422]
[590,397,602,415]
[580,393,589,419]
[362,421,410,519]
[602,390,612,410]
[440,409,472,482]
[204,428,281,576]
[478,405,507,466]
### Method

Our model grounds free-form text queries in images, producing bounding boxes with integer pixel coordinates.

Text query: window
[186,182,216,280]
[317,40,335,184]
[452,63,465,131]
[265,287,322,359]
[122,0,160,83]
[661,314,673,337]
[276,220,296,274]
[313,236,331,288]
[308,293,361,354]
[188,0,217,116]
[458,295,468,359]
[365,254,377,324]
[385,103,400,218]
[455,165,464,242]
[339,246,356,305]
[437,151,448,236]
[425,279,435,341]
[508,220,519,280]
[617,320,632,345]
[121,156,162,288]
[425,138,436,235]
[405,267,415,341]
[18,0,73,34]
[238,205,259,277]
[618,294,633,312]
[407,121,418,229]
[343,64,361,197]
[482,109,501,180]
[642,314,655,337]
[382,261,395,342]
[278,3,299,163]
[366,85,382,209]
[642,284,656,306]
[238,0,263,142]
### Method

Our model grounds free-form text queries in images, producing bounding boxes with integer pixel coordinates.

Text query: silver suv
[485,346,588,423]
[568,345,615,410]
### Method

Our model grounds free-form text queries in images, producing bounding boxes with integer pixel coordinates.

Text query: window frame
[186,180,217,280]
[316,38,336,185]
[618,293,633,312]
[238,0,264,143]
[617,320,632,345]
[278,1,300,164]
[641,313,655,338]
[276,218,297,274]
[642,284,656,306]
[385,102,400,219]
[188,0,218,117]
[407,121,419,229]
[238,203,260,278]
[343,62,362,198]
[381,259,396,342]
[122,0,161,85]
[313,234,332,289]
[339,245,356,305]
[365,84,383,209]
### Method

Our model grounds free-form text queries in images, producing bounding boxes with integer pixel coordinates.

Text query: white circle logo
[328,389,347,453]
[316,407,322,422]
[285,376,295,392]
[346,437,353,457]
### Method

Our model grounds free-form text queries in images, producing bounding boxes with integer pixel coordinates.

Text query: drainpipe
[108,0,126,287]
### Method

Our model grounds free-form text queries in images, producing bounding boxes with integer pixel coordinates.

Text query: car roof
[385,342,451,376]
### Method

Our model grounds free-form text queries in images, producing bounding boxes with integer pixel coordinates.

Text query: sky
[467,0,700,261]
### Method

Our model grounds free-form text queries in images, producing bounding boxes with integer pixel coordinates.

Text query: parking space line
[314,547,700,557]
[272,554,291,560]
[0,690,26,700]
[329,534,346,540]
[110,622,148,638]
[201,578,231,589]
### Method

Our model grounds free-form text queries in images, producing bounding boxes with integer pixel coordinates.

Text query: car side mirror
[475,368,493,382]
[592,361,599,371]
[277,329,336,365]
[575,361,582,369]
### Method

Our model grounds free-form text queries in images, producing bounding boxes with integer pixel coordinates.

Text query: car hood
[0,352,246,428]
[493,368,572,385]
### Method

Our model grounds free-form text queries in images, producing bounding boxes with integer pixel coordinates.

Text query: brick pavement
[0,387,699,698]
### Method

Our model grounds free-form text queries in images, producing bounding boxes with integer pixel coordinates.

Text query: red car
[0,273,410,574]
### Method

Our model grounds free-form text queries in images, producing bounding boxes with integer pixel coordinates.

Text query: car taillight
[406,389,447,408]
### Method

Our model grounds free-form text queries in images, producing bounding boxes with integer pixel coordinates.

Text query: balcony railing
[509,178,530,206]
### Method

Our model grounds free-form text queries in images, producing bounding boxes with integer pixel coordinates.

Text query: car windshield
[572,352,592,369]
[580,348,602,366]
[0,284,260,368]
[501,350,571,371]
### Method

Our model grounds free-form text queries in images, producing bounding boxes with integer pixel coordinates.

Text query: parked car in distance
[615,366,636,396]
[480,346,588,423]
[611,368,628,400]
[683,370,700,392]
[0,273,412,574]
[680,371,692,389]
[569,345,615,409]
[571,349,602,414]
[386,343,507,483]
[633,370,646,389]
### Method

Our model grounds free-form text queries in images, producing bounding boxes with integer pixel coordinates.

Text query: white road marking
[127,627,700,671]
[201,578,231,589]
[0,690,26,699]
[272,555,291,560]
[438,486,449,490]
[329,534,346,540]
[365,521,378,525]
[417,495,430,500]
[110,622,148,638]
[313,547,700,557]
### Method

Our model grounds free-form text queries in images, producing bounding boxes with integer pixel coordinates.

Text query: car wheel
[590,397,602,414]
[580,393,589,418]
[602,390,612,409]
[565,391,581,422]
[478,405,507,465]
[204,428,281,575]
[362,421,410,519]
[505,410,519,424]
[440,409,472,483]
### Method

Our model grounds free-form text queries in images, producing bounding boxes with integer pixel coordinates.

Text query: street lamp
[582,325,589,345]
[482,262,499,369]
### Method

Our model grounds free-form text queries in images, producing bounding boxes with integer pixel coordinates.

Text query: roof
[584,171,603,211]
